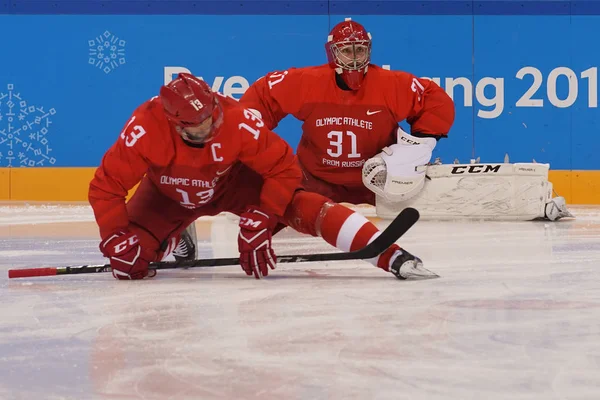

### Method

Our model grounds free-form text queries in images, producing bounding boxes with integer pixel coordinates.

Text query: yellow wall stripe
[0,169,10,200]
[0,167,598,204]
[8,167,97,202]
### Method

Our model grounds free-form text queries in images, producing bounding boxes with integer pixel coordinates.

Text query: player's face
[337,43,369,69]
[178,116,213,143]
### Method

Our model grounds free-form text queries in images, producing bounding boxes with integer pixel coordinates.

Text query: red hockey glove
[100,230,151,280]
[238,207,278,279]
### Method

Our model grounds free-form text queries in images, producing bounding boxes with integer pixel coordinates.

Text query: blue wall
[1,1,599,170]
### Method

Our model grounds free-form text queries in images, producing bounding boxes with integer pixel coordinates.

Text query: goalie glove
[362,127,437,202]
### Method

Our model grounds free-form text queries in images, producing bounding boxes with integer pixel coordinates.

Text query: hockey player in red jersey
[240,18,455,206]
[89,73,436,281]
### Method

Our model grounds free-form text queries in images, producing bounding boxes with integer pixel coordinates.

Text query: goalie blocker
[374,162,573,221]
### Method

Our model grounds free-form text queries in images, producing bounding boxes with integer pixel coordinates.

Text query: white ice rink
[1,203,599,400]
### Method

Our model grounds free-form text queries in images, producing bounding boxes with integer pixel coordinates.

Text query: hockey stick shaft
[8,207,419,279]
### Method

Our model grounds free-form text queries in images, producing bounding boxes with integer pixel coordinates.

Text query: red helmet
[159,73,223,143]
[325,18,372,90]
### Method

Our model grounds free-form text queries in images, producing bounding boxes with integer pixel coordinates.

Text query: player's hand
[100,230,152,280]
[238,207,278,279]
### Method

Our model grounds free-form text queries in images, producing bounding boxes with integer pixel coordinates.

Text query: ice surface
[1,203,599,399]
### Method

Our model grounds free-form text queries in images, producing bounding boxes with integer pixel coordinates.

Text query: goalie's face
[332,42,370,71]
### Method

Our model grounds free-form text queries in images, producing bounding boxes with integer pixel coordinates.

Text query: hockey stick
[8,207,419,279]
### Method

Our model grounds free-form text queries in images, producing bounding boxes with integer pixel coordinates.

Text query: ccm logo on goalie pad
[451,164,501,174]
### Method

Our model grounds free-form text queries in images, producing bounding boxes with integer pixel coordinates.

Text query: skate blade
[561,209,575,219]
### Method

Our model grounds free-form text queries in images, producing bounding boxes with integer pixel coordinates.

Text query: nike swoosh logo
[215,165,232,176]
[366,110,382,115]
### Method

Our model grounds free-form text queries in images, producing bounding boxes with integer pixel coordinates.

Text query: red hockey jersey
[241,64,455,187]
[89,94,301,239]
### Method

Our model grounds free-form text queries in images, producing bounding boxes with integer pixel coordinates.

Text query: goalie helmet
[160,73,224,144]
[325,18,372,90]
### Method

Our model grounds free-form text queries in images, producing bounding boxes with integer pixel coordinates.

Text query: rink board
[0,167,599,204]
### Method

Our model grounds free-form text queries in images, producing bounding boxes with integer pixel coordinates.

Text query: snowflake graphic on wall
[0,84,57,167]
[88,31,126,74]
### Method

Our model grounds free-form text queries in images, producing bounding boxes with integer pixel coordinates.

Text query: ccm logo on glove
[239,217,263,229]
[112,235,140,254]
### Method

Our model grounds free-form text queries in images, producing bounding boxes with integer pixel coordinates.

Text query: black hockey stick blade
[8,208,419,278]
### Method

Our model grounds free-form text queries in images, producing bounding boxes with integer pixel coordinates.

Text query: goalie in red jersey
[89,73,436,281]
[240,18,455,206]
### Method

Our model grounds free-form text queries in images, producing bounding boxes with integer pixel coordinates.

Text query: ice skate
[389,249,438,280]
[544,196,574,221]
[173,223,197,264]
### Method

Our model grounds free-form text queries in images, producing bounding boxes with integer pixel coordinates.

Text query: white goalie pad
[376,162,563,221]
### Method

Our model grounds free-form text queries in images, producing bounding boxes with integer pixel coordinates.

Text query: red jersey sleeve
[390,72,455,137]
[233,107,302,217]
[89,103,166,239]
[240,69,304,130]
